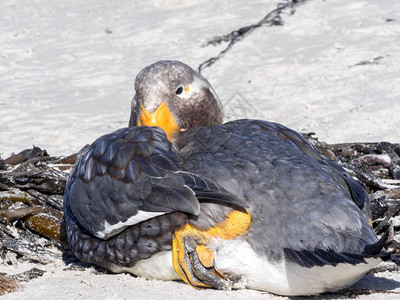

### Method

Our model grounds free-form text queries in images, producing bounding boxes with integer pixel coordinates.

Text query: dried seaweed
[0,147,76,274]
[198,0,309,73]
[8,267,46,282]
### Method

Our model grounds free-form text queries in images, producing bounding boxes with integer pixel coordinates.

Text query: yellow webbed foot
[172,209,251,290]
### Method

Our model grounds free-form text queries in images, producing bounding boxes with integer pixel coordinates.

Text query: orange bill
[137,101,180,140]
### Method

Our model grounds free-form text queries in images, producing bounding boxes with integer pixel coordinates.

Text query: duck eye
[175,86,184,95]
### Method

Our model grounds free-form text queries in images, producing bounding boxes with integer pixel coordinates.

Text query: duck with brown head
[64,60,388,296]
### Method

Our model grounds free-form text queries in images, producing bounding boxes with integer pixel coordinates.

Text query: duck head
[130,60,223,140]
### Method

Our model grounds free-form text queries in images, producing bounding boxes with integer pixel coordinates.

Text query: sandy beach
[1,0,400,298]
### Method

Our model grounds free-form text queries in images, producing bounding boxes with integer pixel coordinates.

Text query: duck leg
[172,209,251,290]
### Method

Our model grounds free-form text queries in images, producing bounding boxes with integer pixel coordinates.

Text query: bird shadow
[288,272,400,299]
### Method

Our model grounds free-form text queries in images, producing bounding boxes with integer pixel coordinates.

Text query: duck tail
[363,230,400,267]
[363,230,389,258]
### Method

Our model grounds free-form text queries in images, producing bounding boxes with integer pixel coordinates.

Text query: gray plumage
[64,126,246,269]
[175,120,381,266]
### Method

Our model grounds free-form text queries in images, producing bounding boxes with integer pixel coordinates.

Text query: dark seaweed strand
[198,0,310,73]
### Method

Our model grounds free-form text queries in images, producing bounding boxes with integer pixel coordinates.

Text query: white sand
[1,0,400,298]
[1,0,399,158]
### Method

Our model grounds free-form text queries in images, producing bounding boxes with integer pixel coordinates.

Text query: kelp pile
[0,147,80,294]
